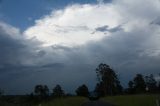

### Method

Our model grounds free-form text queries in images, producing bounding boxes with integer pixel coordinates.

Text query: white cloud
[24,0,160,47]
[24,3,122,47]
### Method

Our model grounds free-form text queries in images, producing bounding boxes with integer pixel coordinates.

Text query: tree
[158,82,160,92]
[95,63,122,95]
[158,73,160,92]
[75,84,89,97]
[34,85,49,98]
[128,81,134,89]
[52,85,64,97]
[116,80,123,94]
[0,89,3,96]
[95,82,105,96]
[145,74,157,92]
[127,80,134,94]
[133,74,146,93]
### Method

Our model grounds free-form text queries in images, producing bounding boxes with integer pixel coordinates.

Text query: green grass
[39,94,160,106]
[41,97,87,106]
[103,94,160,106]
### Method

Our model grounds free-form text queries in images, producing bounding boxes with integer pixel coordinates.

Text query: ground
[0,94,160,106]
[41,94,160,106]
[103,94,160,106]
[82,100,115,106]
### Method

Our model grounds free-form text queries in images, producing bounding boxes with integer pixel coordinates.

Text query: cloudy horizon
[0,0,160,95]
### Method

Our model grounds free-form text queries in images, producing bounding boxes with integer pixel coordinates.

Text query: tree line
[0,63,160,98]
[94,63,160,96]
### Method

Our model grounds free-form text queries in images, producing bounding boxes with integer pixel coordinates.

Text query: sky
[0,0,160,95]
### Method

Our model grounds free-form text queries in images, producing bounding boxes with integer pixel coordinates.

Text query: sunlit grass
[103,94,160,106]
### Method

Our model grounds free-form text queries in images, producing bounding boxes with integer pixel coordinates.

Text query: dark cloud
[37,50,46,57]
[41,63,64,68]
[107,25,123,33]
[0,25,26,65]
[97,0,112,3]
[95,25,109,32]
[150,18,160,26]
[93,25,123,34]
[1,21,160,94]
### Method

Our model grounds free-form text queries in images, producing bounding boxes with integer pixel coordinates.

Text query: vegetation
[126,73,160,94]
[0,89,3,96]
[0,63,160,106]
[103,94,160,106]
[34,85,49,99]
[52,84,65,97]
[0,94,159,106]
[75,84,89,97]
[41,97,86,106]
[145,74,157,92]
[95,63,123,96]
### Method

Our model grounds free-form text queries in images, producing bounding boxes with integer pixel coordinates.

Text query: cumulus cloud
[24,3,121,46]
[1,0,160,94]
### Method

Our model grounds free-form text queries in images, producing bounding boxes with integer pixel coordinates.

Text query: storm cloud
[0,0,160,94]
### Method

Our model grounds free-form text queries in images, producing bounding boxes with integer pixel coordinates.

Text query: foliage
[95,82,105,96]
[34,85,49,98]
[95,63,122,96]
[133,74,146,93]
[0,89,3,96]
[145,74,157,92]
[127,81,134,94]
[75,84,89,97]
[52,85,65,97]
[127,74,160,94]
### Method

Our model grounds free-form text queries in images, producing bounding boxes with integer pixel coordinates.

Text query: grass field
[103,94,160,106]
[1,94,159,106]
[40,94,160,106]
[41,97,87,106]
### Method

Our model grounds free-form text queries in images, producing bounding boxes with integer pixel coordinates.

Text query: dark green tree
[34,85,49,98]
[95,63,122,95]
[158,82,160,92]
[52,85,64,97]
[128,80,134,94]
[75,84,89,97]
[95,82,105,96]
[0,89,3,96]
[145,74,157,92]
[133,74,146,93]
[158,73,160,92]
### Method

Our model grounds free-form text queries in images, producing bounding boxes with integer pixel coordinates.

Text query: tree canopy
[75,84,89,97]
[34,85,49,98]
[52,84,64,97]
[95,63,122,96]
